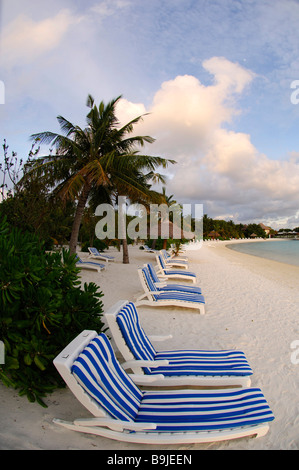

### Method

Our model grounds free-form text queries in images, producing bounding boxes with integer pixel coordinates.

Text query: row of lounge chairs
[136,264,205,313]
[53,246,274,445]
[136,249,205,313]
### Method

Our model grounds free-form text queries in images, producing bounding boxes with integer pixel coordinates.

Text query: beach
[0,241,298,450]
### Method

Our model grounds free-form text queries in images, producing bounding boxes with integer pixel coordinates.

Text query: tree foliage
[202,214,267,239]
[25,95,175,260]
[0,218,104,406]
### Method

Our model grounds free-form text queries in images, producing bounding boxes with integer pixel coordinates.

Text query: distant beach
[0,242,298,450]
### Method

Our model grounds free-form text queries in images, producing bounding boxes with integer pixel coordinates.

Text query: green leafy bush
[0,218,104,406]
[81,237,108,253]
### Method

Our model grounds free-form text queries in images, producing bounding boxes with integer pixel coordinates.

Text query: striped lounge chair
[104,300,253,388]
[75,255,105,272]
[143,244,158,253]
[156,254,197,283]
[53,330,274,444]
[88,247,115,263]
[146,263,203,295]
[161,248,188,262]
[136,265,205,313]
[160,250,189,269]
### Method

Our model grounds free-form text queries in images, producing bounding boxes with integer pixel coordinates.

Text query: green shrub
[81,238,108,253]
[0,218,104,406]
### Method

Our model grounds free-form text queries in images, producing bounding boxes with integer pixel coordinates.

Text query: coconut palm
[24,95,175,261]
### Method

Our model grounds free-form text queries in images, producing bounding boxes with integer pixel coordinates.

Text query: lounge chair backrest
[143,266,158,292]
[147,263,160,283]
[157,254,166,270]
[161,249,170,258]
[88,247,114,259]
[139,267,160,301]
[116,302,156,373]
[71,333,142,421]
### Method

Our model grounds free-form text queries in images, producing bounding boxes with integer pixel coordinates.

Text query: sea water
[228,240,299,267]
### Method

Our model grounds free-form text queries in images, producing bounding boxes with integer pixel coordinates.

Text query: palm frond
[56,116,78,137]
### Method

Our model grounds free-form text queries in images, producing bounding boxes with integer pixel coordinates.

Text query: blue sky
[1,0,299,228]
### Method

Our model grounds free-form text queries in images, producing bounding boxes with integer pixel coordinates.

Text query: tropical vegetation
[0,217,104,406]
[23,95,175,263]
[201,214,269,240]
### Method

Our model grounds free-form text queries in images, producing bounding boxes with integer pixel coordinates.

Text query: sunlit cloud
[116,57,299,225]
[1,9,83,68]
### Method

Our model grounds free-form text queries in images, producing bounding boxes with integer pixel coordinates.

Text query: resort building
[259,223,273,237]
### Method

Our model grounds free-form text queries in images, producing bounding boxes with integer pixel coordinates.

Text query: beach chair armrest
[154,281,167,288]
[127,373,165,384]
[73,418,156,431]
[121,359,169,369]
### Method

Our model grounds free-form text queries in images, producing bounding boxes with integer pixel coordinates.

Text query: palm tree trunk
[121,238,129,264]
[69,182,91,254]
[118,197,129,264]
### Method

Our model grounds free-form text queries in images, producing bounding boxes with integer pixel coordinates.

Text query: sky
[1,0,299,229]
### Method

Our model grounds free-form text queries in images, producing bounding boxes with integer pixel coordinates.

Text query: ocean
[228,239,299,267]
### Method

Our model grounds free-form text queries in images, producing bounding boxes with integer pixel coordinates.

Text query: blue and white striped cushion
[152,349,252,376]
[162,250,187,262]
[158,284,202,294]
[116,303,156,374]
[89,248,114,259]
[152,290,205,303]
[147,263,202,294]
[71,334,142,421]
[164,258,188,265]
[165,258,188,265]
[158,255,167,270]
[142,267,158,292]
[147,263,162,283]
[116,302,251,377]
[142,267,203,303]
[75,255,105,269]
[136,388,274,432]
[164,269,196,278]
[158,256,196,278]
[70,333,274,433]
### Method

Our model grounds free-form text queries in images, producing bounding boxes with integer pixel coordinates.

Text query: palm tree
[24,95,175,261]
[161,186,177,207]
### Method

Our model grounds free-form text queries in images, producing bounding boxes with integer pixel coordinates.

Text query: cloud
[116,57,299,226]
[1,9,83,68]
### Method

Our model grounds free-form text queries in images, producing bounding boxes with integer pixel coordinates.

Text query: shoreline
[214,239,299,291]
[0,244,298,450]
[226,238,299,269]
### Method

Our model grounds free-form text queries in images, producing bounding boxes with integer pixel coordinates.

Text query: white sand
[1,241,298,450]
